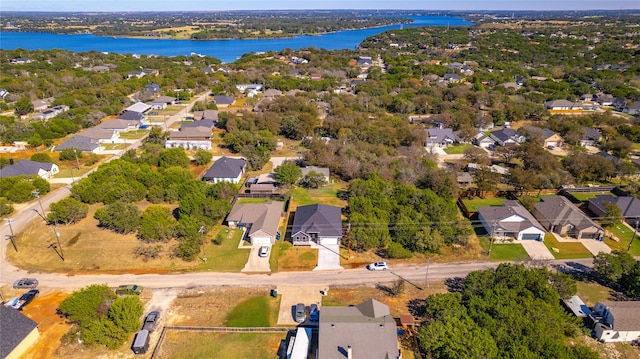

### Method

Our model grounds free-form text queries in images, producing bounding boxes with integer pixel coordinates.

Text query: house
[300,166,330,183]
[213,95,235,108]
[532,196,604,240]
[144,83,161,95]
[181,119,216,130]
[95,118,140,132]
[150,95,176,110]
[31,99,50,112]
[118,110,146,122]
[544,99,583,112]
[164,127,212,150]
[425,128,458,148]
[125,102,152,114]
[477,200,546,241]
[591,301,640,342]
[249,183,276,194]
[356,56,373,68]
[291,204,342,246]
[457,172,474,186]
[318,299,400,359]
[0,305,39,359]
[202,157,247,184]
[32,105,70,121]
[9,57,31,64]
[0,159,59,180]
[0,88,8,99]
[580,127,602,147]
[443,73,463,83]
[200,67,214,74]
[624,101,640,115]
[542,128,564,148]
[473,132,495,148]
[489,128,526,146]
[226,201,284,245]
[263,89,282,99]
[588,195,640,224]
[235,84,263,93]
[55,135,102,153]
[80,127,120,143]
[563,295,591,318]
[287,327,312,359]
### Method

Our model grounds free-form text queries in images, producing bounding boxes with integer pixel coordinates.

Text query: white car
[367,261,388,271]
[258,246,270,257]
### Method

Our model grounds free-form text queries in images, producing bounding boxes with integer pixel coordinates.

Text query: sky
[2,0,639,12]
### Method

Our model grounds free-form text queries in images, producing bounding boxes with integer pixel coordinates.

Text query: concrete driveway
[552,232,611,256]
[241,245,271,273]
[314,244,343,271]
[276,285,325,325]
[520,240,555,260]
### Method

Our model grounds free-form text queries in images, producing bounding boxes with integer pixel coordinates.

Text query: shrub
[386,242,412,259]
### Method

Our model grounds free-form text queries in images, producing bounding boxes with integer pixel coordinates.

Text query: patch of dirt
[19,290,73,359]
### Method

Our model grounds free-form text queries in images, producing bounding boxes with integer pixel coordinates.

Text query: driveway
[241,245,271,273]
[276,285,325,325]
[552,232,611,256]
[314,244,343,271]
[520,240,555,260]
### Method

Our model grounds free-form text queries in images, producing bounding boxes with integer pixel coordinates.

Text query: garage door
[521,233,541,240]
[252,236,272,245]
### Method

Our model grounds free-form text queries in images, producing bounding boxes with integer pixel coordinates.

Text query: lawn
[289,182,348,210]
[462,196,506,212]
[543,234,593,259]
[199,227,250,272]
[235,197,280,205]
[605,223,640,256]
[443,144,473,154]
[225,294,280,327]
[569,191,613,202]
[159,332,285,359]
[576,281,614,307]
[478,237,530,261]
[117,129,149,139]
[270,241,318,272]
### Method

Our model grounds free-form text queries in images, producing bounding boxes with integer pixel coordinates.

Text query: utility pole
[32,190,47,222]
[628,217,639,251]
[74,148,80,170]
[52,215,64,261]
[488,221,496,256]
[199,226,207,262]
[346,222,352,258]
[424,256,430,289]
[4,218,17,252]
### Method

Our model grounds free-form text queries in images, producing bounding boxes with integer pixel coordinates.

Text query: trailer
[131,329,150,354]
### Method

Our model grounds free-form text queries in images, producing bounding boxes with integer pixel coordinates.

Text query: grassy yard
[576,281,614,307]
[569,191,613,202]
[234,197,282,205]
[478,237,530,261]
[543,234,593,259]
[226,294,281,327]
[289,182,348,210]
[462,196,506,212]
[605,223,640,256]
[443,144,473,154]
[199,227,250,272]
[270,241,318,272]
[159,332,284,359]
[118,129,149,139]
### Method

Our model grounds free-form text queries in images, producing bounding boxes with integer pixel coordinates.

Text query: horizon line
[3,9,640,12]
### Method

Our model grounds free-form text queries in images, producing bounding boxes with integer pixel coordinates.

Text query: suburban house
[32,105,70,121]
[581,127,602,147]
[477,200,546,241]
[144,83,161,95]
[181,119,216,130]
[164,127,212,150]
[300,166,330,183]
[202,157,247,184]
[235,84,263,93]
[226,201,283,245]
[318,299,400,359]
[0,305,39,359]
[544,99,583,112]
[588,195,640,224]
[591,301,640,342]
[473,132,495,148]
[623,101,640,115]
[79,127,120,143]
[55,135,102,153]
[542,128,564,148]
[9,57,32,64]
[356,56,373,68]
[193,110,219,122]
[118,110,146,122]
[0,159,59,180]
[263,88,282,99]
[563,295,591,318]
[489,128,526,146]
[532,196,604,240]
[31,99,50,112]
[150,95,176,109]
[291,204,343,246]
[213,95,235,108]
[425,128,458,148]
[95,118,140,132]
[443,73,463,83]
[125,102,152,114]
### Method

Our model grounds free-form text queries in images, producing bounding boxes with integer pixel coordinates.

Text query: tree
[14,97,34,116]
[593,250,636,283]
[601,202,622,227]
[0,198,14,216]
[59,148,83,162]
[30,153,53,163]
[472,166,501,197]
[194,149,213,165]
[494,143,519,165]
[108,296,143,333]
[463,146,490,165]
[274,161,302,185]
[159,148,190,168]
[300,171,327,189]
[94,201,141,234]
[603,136,632,159]
[48,197,89,224]
[138,205,176,242]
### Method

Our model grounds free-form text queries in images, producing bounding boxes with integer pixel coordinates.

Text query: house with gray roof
[0,159,59,180]
[118,110,146,122]
[165,127,212,150]
[202,157,247,184]
[318,299,400,359]
[532,196,604,240]
[588,195,640,224]
[425,128,458,148]
[55,135,101,153]
[0,305,39,359]
[95,118,140,132]
[300,166,330,184]
[291,204,342,246]
[477,200,546,241]
[580,127,602,147]
[489,128,526,146]
[544,99,583,111]
[145,83,161,95]
[213,95,235,107]
[150,96,176,110]
[591,301,640,342]
[181,119,216,130]
[226,201,284,245]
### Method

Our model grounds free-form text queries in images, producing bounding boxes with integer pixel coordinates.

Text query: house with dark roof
[542,128,564,148]
[118,110,146,122]
[291,204,342,246]
[477,200,546,241]
[443,73,463,83]
[591,301,640,342]
[545,99,583,112]
[226,201,284,245]
[0,305,39,359]
[623,101,640,115]
[213,95,235,108]
[318,299,400,359]
[425,128,458,148]
[489,128,526,146]
[0,159,59,180]
[588,195,640,224]
[202,157,247,184]
[55,135,101,153]
[580,127,602,147]
[532,196,604,240]
[165,127,212,150]
[145,83,161,95]
[181,119,216,130]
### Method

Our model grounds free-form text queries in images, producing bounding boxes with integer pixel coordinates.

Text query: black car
[12,289,39,311]
[142,311,160,332]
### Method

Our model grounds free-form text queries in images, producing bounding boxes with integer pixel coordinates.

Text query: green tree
[15,97,34,116]
[601,202,622,227]
[48,197,89,224]
[300,171,327,189]
[59,148,83,162]
[0,198,14,216]
[159,147,190,168]
[593,250,636,283]
[108,296,143,333]
[194,149,213,165]
[58,284,116,327]
[94,201,141,234]
[30,153,53,163]
[139,205,176,242]
[274,161,302,185]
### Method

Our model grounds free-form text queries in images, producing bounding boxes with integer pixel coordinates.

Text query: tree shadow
[445,277,465,293]
[375,283,394,296]
[407,298,426,318]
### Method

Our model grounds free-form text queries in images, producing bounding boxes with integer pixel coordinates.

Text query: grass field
[200,227,250,272]
[159,332,285,359]
[462,196,506,212]
[225,295,280,327]
[576,281,613,307]
[270,241,318,271]
[443,144,473,154]
[569,191,613,202]
[543,234,593,259]
[118,129,149,139]
[605,223,640,256]
[289,182,348,210]
[478,237,530,261]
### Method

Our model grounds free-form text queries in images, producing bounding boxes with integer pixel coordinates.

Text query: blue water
[0,16,471,63]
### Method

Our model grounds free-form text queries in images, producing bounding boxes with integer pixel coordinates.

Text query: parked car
[309,304,319,322]
[142,311,160,332]
[116,284,144,295]
[367,261,388,271]
[11,289,39,311]
[294,303,306,323]
[13,278,38,289]
[258,246,270,257]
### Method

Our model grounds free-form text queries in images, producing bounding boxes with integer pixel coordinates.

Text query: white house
[202,157,247,184]
[591,301,640,342]
[477,200,546,241]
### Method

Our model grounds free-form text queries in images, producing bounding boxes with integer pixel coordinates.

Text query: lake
[0,16,471,63]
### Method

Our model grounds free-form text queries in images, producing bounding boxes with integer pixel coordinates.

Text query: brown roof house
[164,126,212,150]
[591,301,640,342]
[318,299,400,359]
[226,201,283,245]
[532,196,604,240]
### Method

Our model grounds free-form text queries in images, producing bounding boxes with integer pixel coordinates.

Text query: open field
[226,294,281,327]
[159,332,284,359]
[569,191,614,202]
[543,234,593,259]
[270,241,318,272]
[461,196,506,212]
[117,129,149,139]
[443,144,473,154]
[289,182,348,210]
